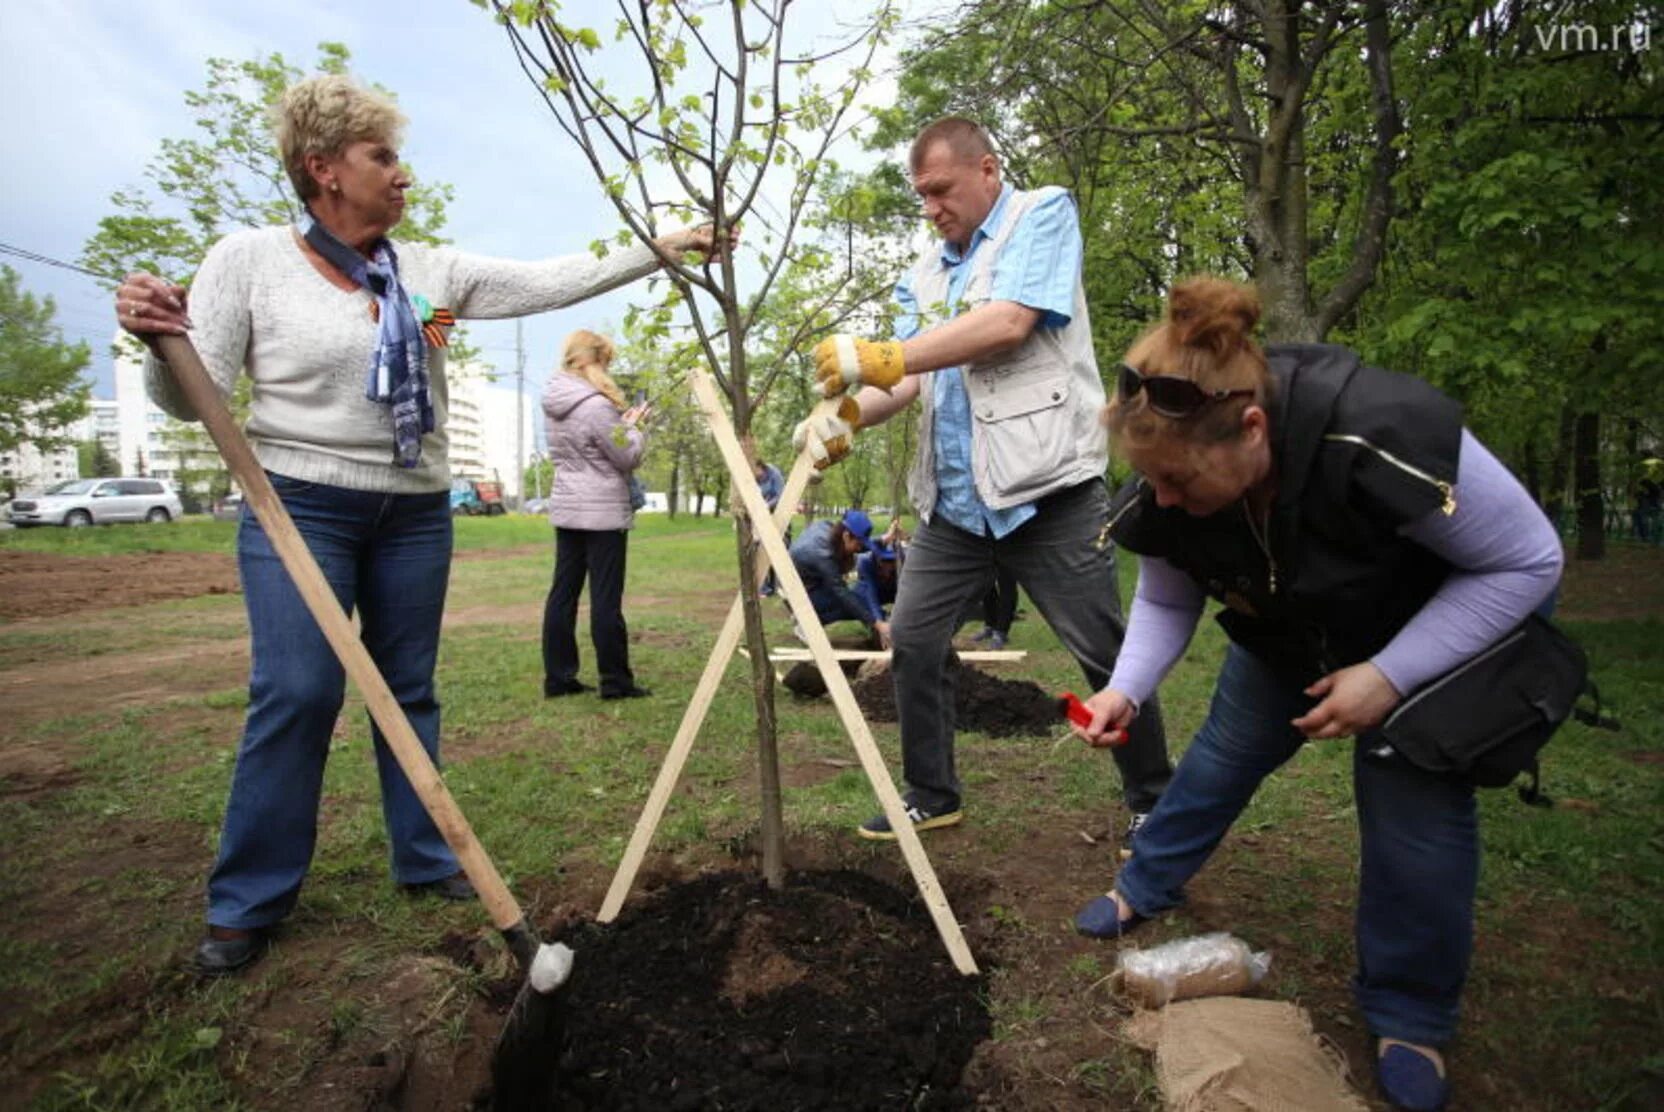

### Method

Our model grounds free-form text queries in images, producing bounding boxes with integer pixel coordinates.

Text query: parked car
[449,479,506,516]
[6,477,183,528]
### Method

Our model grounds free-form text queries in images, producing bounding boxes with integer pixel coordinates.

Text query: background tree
[873,1,1662,559]
[81,43,453,282]
[77,438,120,479]
[0,266,92,472]
[1351,2,1664,559]
[873,0,1402,346]
[489,0,902,886]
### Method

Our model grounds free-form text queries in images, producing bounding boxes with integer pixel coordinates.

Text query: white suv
[7,477,184,528]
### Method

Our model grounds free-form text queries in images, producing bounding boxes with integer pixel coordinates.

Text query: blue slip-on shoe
[858,799,963,841]
[1375,1040,1449,1111]
[1074,893,1147,939]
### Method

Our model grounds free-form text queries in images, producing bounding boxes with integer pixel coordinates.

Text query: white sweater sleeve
[144,232,251,421]
[435,241,663,319]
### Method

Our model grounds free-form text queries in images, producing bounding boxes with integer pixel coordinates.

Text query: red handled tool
[1059,692,1129,747]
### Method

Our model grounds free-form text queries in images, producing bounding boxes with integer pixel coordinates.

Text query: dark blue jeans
[807,584,872,628]
[1116,644,1479,1046]
[207,475,459,930]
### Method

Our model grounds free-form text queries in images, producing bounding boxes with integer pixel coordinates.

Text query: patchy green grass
[0,507,741,557]
[1,516,1659,1110]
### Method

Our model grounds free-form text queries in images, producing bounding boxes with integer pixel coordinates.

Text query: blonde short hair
[274,75,407,200]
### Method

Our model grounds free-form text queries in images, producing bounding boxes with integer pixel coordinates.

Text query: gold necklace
[1242,500,1278,595]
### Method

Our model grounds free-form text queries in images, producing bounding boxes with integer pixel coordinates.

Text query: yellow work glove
[792,396,862,471]
[811,335,905,397]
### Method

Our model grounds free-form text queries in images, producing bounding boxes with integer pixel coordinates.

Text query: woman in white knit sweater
[114,75,726,977]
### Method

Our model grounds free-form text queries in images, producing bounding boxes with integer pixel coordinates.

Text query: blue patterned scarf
[298,208,433,468]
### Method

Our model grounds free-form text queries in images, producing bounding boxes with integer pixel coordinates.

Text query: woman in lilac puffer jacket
[540,330,652,700]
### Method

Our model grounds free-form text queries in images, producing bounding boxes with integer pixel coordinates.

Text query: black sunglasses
[1117,362,1255,419]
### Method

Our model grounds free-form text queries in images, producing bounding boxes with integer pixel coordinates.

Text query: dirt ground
[3,541,1660,1110]
[0,550,241,621]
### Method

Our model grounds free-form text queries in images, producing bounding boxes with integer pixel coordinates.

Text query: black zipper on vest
[1324,433,1458,516]
[1098,477,1146,550]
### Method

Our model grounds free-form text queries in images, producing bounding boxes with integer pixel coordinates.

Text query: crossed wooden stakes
[597,366,979,976]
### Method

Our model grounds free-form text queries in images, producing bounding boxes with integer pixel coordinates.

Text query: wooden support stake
[765,649,1027,663]
[685,367,977,975]
[597,399,833,923]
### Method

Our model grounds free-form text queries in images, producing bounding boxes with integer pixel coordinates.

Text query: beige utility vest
[905,186,1109,520]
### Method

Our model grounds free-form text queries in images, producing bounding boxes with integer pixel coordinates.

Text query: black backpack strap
[1517,761,1552,808]
[1570,678,1622,732]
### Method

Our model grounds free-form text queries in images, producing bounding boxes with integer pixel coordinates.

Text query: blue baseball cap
[841,509,875,551]
[869,538,898,561]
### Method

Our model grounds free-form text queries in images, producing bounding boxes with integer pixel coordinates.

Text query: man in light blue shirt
[798,117,1171,847]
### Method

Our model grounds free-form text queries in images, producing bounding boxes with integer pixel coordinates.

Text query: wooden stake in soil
[600,369,978,976]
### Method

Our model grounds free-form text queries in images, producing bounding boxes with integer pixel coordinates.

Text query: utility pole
[514,318,526,512]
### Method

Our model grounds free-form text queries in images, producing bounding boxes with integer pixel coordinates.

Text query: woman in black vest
[1071,278,1561,1112]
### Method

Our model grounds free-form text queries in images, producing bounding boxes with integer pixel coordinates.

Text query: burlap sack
[1123,997,1368,1112]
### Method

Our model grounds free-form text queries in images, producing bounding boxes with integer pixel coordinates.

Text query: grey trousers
[889,479,1172,814]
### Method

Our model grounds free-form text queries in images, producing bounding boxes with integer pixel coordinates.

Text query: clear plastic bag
[1118,932,1271,1008]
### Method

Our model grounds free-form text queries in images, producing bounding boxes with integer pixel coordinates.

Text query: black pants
[891,481,1171,813]
[980,566,1018,635]
[543,528,634,696]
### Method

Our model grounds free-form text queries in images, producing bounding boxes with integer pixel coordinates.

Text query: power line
[0,241,119,283]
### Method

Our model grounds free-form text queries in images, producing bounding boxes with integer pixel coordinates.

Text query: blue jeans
[807,584,872,628]
[207,474,459,930]
[1115,645,1479,1045]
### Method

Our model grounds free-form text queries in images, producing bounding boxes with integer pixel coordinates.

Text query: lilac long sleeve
[1106,429,1562,704]
[1107,555,1205,706]
[1371,429,1563,695]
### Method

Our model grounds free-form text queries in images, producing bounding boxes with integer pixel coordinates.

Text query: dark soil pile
[849,656,1064,738]
[520,869,990,1110]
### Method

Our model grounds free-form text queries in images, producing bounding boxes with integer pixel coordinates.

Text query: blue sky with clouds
[0,0,918,404]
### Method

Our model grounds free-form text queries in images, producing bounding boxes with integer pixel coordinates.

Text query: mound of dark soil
[849,656,1063,738]
[521,869,990,1110]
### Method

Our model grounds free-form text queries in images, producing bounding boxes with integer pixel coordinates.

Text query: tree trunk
[1575,410,1604,560]
[734,508,784,890]
[1546,403,1574,527]
[723,318,786,892]
[1523,436,1542,506]
[1624,418,1641,530]
[668,458,680,520]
